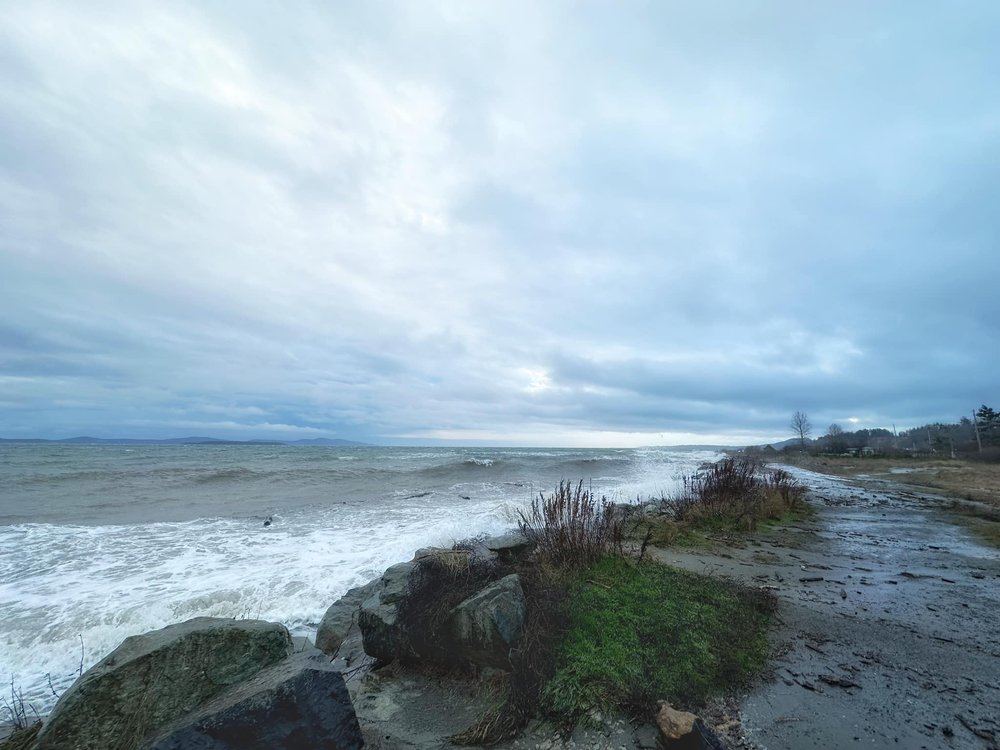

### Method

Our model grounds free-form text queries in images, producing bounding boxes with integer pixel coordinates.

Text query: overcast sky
[1,2,998,447]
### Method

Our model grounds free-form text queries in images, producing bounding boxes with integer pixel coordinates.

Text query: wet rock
[414,546,488,570]
[358,562,417,663]
[146,645,362,749]
[482,532,533,563]
[34,618,293,750]
[448,574,527,668]
[316,579,380,655]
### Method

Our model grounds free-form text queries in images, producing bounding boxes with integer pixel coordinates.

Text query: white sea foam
[0,445,721,714]
[0,496,515,713]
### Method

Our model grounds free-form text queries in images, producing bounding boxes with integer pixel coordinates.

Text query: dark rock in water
[358,562,418,663]
[146,646,363,750]
[316,579,380,655]
[448,574,526,668]
[33,618,292,750]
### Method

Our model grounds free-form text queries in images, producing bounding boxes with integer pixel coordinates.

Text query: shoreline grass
[623,457,810,551]
[542,556,774,726]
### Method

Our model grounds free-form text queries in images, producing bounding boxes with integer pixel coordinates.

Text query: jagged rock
[146,645,363,749]
[316,579,380,655]
[414,547,484,570]
[358,562,417,663]
[33,618,293,750]
[448,574,526,668]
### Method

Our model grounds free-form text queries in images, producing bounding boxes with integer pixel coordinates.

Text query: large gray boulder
[358,562,417,663]
[316,579,380,655]
[147,645,362,749]
[448,574,526,668]
[33,618,292,750]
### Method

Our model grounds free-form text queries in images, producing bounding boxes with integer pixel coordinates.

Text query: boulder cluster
[30,619,361,750]
[23,534,534,750]
[18,531,720,749]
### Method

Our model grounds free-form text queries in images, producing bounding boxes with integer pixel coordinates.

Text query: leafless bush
[763,467,807,508]
[517,481,623,571]
[663,457,805,530]
[1,678,39,733]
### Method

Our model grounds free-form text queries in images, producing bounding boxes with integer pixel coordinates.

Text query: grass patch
[756,505,814,531]
[541,556,774,725]
[944,503,1000,549]
[396,481,779,743]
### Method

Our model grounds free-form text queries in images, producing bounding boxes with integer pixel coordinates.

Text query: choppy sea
[0,443,718,712]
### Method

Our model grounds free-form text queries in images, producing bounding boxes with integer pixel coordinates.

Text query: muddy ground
[343,467,1000,749]
[780,455,1000,508]
[656,467,1000,750]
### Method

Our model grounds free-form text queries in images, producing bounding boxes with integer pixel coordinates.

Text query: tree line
[778,405,1000,460]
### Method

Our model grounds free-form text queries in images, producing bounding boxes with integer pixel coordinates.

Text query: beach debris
[817,674,861,689]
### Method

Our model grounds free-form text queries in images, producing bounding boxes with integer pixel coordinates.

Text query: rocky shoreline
[5,522,725,750]
[6,467,999,749]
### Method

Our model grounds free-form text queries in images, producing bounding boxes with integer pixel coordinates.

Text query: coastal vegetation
[0,681,40,750]
[624,457,810,549]
[3,462,796,748]
[391,467,787,744]
[543,556,773,727]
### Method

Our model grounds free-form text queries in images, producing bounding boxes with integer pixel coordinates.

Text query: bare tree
[827,423,843,437]
[791,411,812,448]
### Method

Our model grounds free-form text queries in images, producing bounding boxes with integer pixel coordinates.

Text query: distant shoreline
[0,436,373,447]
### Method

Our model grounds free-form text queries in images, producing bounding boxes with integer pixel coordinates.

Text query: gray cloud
[1,1,997,446]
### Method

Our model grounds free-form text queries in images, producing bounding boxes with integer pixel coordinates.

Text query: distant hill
[285,438,372,446]
[0,436,372,447]
[657,444,745,451]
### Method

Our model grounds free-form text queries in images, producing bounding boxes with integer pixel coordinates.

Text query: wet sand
[654,466,1000,749]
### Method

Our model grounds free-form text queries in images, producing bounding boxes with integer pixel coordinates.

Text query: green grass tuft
[541,556,773,723]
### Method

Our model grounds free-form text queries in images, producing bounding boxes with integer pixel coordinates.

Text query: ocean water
[0,444,718,712]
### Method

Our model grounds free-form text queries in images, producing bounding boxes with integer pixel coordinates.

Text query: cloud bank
[1,2,998,446]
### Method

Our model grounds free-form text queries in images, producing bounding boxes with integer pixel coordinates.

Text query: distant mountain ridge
[0,436,372,446]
